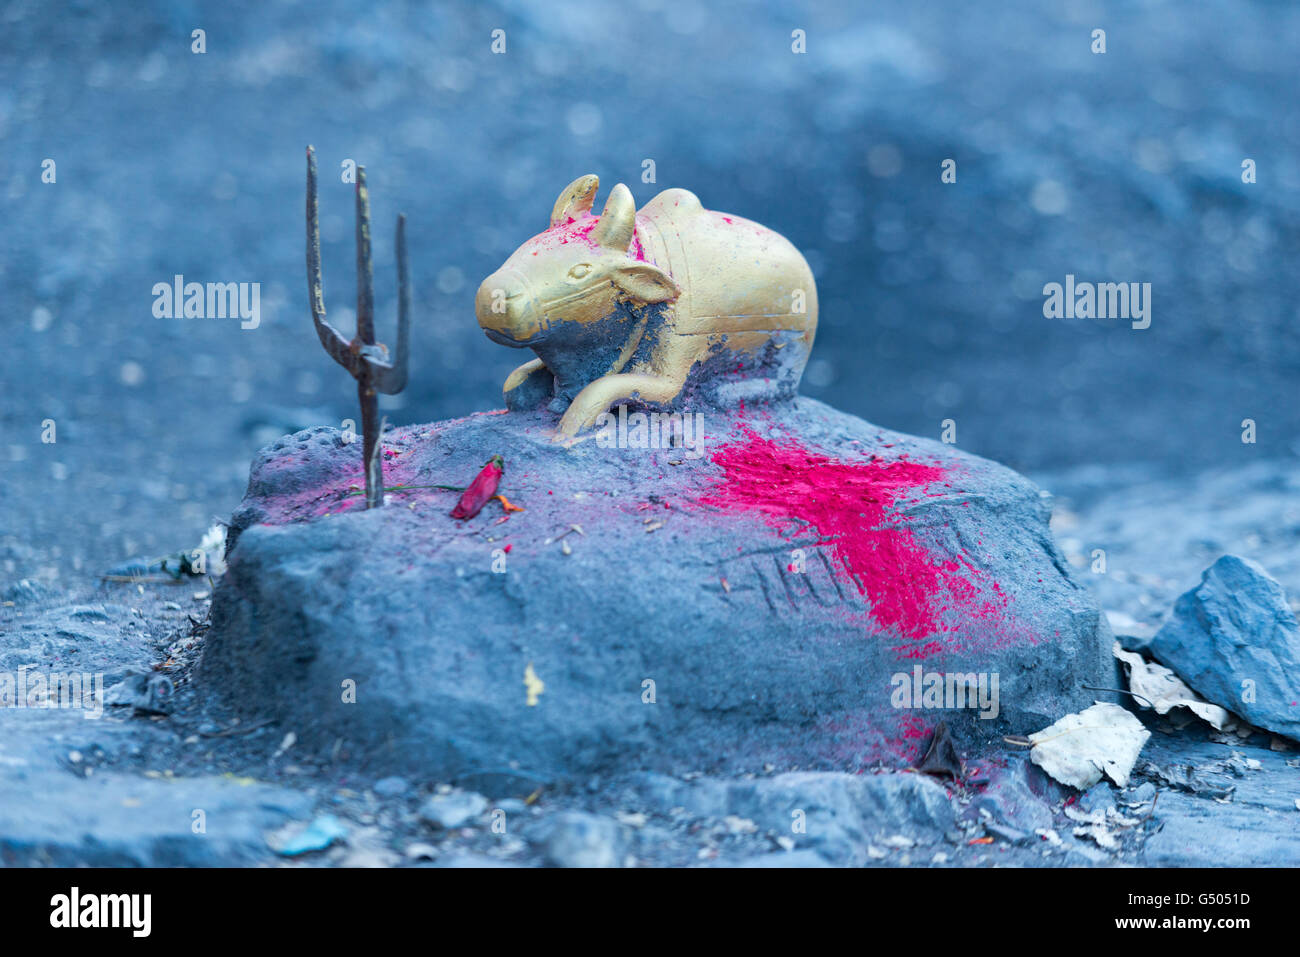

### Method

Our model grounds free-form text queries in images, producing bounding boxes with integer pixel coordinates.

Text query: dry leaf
[1073,824,1119,850]
[1113,642,1231,730]
[917,721,964,780]
[1028,702,1150,789]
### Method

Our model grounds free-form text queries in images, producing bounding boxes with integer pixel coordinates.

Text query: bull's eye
[567,263,593,281]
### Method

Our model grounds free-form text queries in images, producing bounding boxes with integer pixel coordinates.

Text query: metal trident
[306,146,410,508]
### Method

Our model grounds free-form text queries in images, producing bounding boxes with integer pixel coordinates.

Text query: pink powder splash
[696,428,1010,657]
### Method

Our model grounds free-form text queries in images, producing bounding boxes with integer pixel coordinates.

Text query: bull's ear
[550,174,600,228]
[591,183,636,251]
[612,262,679,304]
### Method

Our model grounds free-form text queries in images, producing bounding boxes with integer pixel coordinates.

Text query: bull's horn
[550,174,600,227]
[591,183,635,251]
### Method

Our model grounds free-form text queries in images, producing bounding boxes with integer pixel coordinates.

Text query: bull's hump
[641,187,704,220]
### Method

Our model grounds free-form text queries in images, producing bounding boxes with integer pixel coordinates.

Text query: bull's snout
[475,270,540,345]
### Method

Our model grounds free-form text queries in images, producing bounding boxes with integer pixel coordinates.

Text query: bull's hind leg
[557,372,685,437]
[503,358,554,411]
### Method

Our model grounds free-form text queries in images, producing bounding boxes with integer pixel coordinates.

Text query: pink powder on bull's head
[526,214,601,255]
[525,214,650,262]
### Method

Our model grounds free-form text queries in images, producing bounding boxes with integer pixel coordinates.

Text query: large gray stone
[1123,555,1300,740]
[200,398,1114,780]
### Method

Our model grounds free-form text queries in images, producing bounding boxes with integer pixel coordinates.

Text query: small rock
[1120,782,1157,807]
[405,842,438,860]
[434,852,520,868]
[419,790,488,829]
[972,760,1057,832]
[985,822,1032,845]
[544,812,624,868]
[1,579,50,604]
[373,776,410,797]
[65,605,115,621]
[269,814,348,856]
[726,849,829,868]
[102,673,174,715]
[1079,782,1117,815]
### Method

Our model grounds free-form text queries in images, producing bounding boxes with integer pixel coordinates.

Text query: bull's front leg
[503,358,553,412]
[556,372,685,437]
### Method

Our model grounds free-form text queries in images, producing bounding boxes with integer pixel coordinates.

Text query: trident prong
[306,145,411,508]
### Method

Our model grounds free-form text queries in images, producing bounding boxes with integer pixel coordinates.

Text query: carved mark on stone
[750,559,779,615]
[817,548,849,605]
[775,552,801,609]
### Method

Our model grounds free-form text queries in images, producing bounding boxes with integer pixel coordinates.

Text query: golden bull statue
[475,175,819,437]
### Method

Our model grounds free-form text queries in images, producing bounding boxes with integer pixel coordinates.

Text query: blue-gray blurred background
[2,0,1297,581]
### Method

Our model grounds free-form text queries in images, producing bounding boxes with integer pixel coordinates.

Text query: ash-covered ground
[1,0,1298,866]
